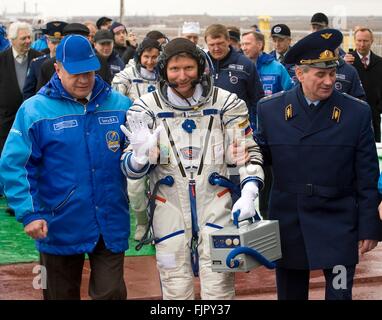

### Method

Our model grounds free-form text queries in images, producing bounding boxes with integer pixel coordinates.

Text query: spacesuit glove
[120,113,163,167]
[231,181,259,221]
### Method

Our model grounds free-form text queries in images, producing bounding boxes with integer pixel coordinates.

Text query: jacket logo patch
[53,120,78,131]
[334,82,343,91]
[98,116,119,125]
[263,84,273,95]
[228,64,244,71]
[230,76,238,84]
[180,146,201,160]
[106,131,120,152]
[336,74,346,80]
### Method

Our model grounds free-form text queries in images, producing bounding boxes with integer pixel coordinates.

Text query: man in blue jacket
[241,30,293,219]
[256,29,382,300]
[0,35,132,300]
[336,54,366,100]
[241,31,294,97]
[204,24,264,130]
[269,24,297,84]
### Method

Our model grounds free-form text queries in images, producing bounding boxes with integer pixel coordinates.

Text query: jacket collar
[38,73,112,112]
[287,85,341,138]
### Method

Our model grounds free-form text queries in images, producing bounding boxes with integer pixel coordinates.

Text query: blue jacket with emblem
[269,49,297,85]
[256,85,382,269]
[0,74,132,255]
[107,50,125,79]
[256,52,294,95]
[336,58,366,100]
[208,47,264,127]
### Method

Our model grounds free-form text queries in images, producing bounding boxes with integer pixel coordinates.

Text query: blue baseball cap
[56,34,100,74]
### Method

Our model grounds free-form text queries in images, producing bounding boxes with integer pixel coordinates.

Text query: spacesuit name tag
[184,110,204,118]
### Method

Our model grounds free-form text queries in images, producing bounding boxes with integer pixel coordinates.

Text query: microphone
[191,79,200,87]
[168,79,201,88]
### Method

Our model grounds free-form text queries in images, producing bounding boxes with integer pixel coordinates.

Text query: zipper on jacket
[53,188,76,215]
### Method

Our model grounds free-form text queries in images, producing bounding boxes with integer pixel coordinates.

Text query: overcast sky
[1,0,382,17]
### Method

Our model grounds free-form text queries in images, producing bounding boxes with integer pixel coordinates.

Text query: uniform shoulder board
[341,92,368,106]
[259,91,286,104]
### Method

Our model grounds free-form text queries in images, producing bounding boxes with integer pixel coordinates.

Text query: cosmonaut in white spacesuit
[112,38,161,101]
[120,38,264,299]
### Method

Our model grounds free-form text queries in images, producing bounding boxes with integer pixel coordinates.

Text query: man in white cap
[182,21,201,45]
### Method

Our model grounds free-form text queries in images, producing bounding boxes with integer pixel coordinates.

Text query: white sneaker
[134,224,148,241]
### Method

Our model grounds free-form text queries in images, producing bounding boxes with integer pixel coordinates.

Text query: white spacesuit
[112,59,158,101]
[120,38,264,299]
[112,38,161,101]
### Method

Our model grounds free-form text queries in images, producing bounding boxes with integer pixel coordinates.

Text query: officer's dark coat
[256,85,381,269]
[22,54,49,100]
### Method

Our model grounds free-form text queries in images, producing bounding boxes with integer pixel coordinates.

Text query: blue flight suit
[256,52,294,95]
[208,47,264,129]
[23,54,49,100]
[256,85,382,298]
[335,58,366,100]
[31,37,48,52]
[0,24,10,52]
[269,49,297,85]
[0,36,10,52]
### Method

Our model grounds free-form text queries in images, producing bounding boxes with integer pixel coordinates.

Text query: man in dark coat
[0,21,41,153]
[256,29,382,300]
[344,27,382,142]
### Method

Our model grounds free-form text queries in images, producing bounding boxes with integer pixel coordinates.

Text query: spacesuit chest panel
[155,109,225,175]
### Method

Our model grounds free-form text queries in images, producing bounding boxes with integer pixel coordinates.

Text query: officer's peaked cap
[284,28,343,68]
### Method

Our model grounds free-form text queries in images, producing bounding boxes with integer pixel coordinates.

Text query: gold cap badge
[321,33,333,40]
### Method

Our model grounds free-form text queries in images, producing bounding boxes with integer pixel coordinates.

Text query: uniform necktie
[309,103,315,109]
[361,56,368,69]
[279,53,284,63]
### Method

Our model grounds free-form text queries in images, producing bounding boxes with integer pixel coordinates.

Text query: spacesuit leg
[155,233,195,300]
[127,177,149,241]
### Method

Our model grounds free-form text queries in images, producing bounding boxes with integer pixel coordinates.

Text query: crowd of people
[0,12,382,300]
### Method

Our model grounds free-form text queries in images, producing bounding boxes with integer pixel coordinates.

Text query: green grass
[0,198,154,265]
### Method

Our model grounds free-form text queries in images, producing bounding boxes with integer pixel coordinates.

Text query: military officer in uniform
[23,21,67,100]
[256,29,382,300]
